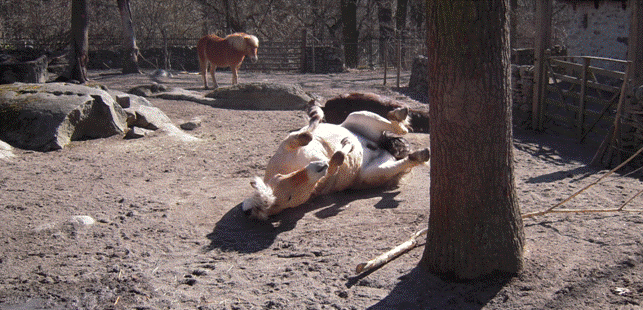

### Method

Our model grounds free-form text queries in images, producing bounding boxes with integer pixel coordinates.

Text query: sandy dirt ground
[1,69,642,309]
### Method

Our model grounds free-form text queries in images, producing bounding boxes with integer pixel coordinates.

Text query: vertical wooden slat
[577,57,590,139]
[532,0,552,130]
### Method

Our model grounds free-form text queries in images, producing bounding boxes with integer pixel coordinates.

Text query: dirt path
[0,69,642,309]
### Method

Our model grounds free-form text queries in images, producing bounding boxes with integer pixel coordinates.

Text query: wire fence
[0,35,427,73]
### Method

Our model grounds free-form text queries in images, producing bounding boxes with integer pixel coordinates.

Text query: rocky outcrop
[0,83,128,151]
[205,82,313,110]
[129,82,313,111]
[0,55,48,84]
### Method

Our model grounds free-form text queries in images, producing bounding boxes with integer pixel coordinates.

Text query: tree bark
[118,0,141,74]
[395,0,408,67]
[629,0,643,86]
[419,0,524,280]
[67,0,89,83]
[377,1,393,66]
[341,0,358,68]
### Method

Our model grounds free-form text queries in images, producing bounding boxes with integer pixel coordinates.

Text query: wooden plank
[578,58,589,139]
[550,72,620,93]
[545,98,580,113]
[550,58,625,80]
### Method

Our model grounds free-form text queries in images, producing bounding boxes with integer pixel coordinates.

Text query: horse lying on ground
[242,101,430,220]
[197,32,259,89]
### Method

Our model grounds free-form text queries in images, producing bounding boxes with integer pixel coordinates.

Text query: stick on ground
[355,228,427,274]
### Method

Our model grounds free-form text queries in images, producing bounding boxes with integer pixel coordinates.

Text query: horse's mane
[227,33,259,51]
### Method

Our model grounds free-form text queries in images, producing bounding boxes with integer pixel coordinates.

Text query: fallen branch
[355,146,643,275]
[355,228,427,274]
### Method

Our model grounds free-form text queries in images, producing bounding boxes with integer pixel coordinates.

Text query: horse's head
[242,161,328,220]
[244,35,259,63]
[228,33,259,63]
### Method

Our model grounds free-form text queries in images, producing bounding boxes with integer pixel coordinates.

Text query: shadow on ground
[365,267,510,310]
[204,187,404,253]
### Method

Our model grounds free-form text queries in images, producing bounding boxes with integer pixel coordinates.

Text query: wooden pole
[577,57,590,140]
[532,0,552,130]
[383,40,388,86]
[301,30,307,73]
[591,61,632,166]
[629,0,643,86]
[396,31,401,88]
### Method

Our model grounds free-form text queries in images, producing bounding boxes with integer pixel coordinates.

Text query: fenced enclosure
[0,34,426,74]
[535,55,643,166]
[538,56,627,142]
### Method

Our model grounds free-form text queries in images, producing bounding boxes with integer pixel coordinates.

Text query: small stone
[180,117,202,130]
[116,94,131,108]
[70,215,95,226]
[124,127,154,139]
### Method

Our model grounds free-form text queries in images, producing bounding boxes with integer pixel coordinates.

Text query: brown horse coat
[197,33,259,89]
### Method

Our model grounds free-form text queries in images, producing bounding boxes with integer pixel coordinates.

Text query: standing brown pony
[197,32,259,89]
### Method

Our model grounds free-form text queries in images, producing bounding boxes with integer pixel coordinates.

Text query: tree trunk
[395,0,408,64]
[67,0,89,83]
[419,0,524,280]
[629,0,643,86]
[377,1,393,67]
[341,0,358,68]
[117,0,141,74]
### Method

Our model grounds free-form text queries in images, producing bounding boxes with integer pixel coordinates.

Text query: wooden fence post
[301,30,307,73]
[532,0,552,130]
[396,31,401,88]
[577,57,590,139]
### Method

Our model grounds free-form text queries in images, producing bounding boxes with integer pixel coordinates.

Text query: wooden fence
[538,56,627,141]
[536,55,641,166]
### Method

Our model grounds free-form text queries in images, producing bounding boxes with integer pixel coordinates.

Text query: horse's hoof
[408,148,430,162]
[329,151,345,167]
[296,132,313,146]
[379,131,410,160]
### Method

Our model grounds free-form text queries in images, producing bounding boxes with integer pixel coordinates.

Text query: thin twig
[522,145,643,218]
[618,188,643,211]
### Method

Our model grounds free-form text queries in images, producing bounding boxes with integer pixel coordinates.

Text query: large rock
[0,55,48,84]
[0,83,127,151]
[205,82,312,110]
[114,89,199,142]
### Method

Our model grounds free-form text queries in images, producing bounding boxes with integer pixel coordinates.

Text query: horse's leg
[282,130,314,151]
[358,148,430,187]
[210,65,218,88]
[327,137,353,175]
[340,108,410,142]
[306,100,324,131]
[231,64,239,85]
[199,58,209,89]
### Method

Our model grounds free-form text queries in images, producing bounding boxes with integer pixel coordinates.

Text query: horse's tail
[197,37,208,74]
[306,99,324,132]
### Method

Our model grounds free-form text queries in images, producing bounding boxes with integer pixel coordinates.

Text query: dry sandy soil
[1,69,643,309]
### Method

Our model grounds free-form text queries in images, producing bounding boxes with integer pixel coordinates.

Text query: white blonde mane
[227,33,259,51]
[242,176,275,212]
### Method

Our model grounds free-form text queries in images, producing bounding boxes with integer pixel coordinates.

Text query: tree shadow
[203,187,404,254]
[362,267,511,310]
[525,165,596,184]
